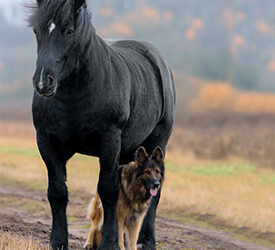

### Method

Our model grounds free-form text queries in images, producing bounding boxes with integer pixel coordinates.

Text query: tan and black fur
[83,146,165,250]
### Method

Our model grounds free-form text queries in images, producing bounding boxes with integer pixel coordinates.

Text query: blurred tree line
[0,0,274,104]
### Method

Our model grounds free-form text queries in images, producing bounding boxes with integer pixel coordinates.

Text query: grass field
[0,121,275,236]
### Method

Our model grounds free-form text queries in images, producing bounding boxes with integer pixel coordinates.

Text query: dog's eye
[156,169,160,174]
[144,170,150,175]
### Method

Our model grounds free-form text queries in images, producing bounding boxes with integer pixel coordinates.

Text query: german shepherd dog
[84,146,165,250]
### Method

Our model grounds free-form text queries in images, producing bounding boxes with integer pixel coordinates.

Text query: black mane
[27,0,94,51]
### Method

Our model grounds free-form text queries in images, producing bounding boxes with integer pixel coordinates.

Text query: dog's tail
[86,193,104,227]
[84,193,103,249]
[86,196,95,220]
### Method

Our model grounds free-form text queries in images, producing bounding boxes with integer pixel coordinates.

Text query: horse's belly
[121,117,158,153]
[75,132,101,157]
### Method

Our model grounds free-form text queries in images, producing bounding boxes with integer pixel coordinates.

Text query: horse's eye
[65,28,74,36]
[33,29,37,35]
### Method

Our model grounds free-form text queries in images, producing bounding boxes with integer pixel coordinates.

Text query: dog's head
[134,146,165,198]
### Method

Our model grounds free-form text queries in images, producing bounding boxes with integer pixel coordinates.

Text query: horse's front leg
[97,127,121,250]
[37,132,71,250]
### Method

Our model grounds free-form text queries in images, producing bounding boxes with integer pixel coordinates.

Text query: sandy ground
[0,186,274,250]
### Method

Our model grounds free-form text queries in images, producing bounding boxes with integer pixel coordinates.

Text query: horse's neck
[78,30,110,84]
[57,24,110,100]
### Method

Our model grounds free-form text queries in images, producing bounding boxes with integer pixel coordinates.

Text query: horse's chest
[33,101,74,140]
[33,95,119,155]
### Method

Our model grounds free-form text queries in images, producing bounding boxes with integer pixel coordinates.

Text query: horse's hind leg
[37,132,73,250]
[138,121,173,250]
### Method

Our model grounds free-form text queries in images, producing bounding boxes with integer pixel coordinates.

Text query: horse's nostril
[47,75,55,87]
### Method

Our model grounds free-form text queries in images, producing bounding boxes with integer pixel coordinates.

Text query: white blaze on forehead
[38,67,44,90]
[49,22,56,34]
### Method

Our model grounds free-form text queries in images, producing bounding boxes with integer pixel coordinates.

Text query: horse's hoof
[83,242,93,249]
[51,245,68,250]
[97,242,120,250]
[138,243,156,250]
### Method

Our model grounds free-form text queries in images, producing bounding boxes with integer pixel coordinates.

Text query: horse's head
[29,0,88,97]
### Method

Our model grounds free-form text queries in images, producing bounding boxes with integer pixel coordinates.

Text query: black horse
[28,0,175,249]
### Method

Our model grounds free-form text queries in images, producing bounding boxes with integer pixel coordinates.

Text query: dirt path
[0,186,274,250]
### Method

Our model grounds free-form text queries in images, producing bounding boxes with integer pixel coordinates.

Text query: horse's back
[106,38,175,121]
[105,39,175,153]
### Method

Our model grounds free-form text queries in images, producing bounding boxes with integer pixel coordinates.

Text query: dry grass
[173,113,275,168]
[0,232,49,250]
[0,121,275,233]
[162,152,275,232]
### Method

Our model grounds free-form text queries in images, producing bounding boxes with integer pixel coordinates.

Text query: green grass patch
[73,154,98,163]
[156,242,171,249]
[186,162,257,176]
[0,145,97,163]
[0,175,47,192]
[259,174,275,185]
[166,161,258,176]
[0,146,40,157]
[0,195,49,217]
[164,212,214,229]
[80,224,91,229]
[1,145,259,178]
[68,216,80,222]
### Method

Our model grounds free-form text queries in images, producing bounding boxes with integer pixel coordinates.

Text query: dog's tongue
[150,188,158,196]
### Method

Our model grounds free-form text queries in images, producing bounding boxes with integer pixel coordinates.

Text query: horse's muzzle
[33,70,57,97]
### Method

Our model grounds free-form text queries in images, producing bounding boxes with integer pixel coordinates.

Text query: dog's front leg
[128,222,142,250]
[138,193,161,250]
[97,127,121,250]
[118,222,126,250]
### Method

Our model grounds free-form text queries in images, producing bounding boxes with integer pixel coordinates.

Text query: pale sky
[0,0,26,26]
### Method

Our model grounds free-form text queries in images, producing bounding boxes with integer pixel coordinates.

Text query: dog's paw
[137,243,143,250]
[137,243,156,250]
[51,244,68,250]
[83,242,93,249]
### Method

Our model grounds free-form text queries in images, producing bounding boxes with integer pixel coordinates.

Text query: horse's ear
[135,147,149,165]
[152,146,164,164]
[74,0,86,10]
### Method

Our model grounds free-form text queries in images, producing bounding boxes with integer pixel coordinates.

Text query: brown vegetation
[172,112,275,168]
[190,83,275,114]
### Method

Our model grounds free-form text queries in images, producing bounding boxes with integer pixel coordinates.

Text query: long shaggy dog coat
[84,146,165,250]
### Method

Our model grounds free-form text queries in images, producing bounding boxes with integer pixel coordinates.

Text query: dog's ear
[152,146,164,164]
[135,147,149,165]
[74,0,86,11]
